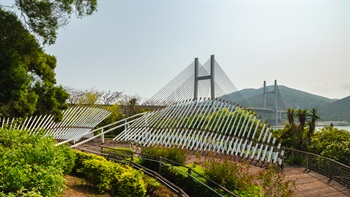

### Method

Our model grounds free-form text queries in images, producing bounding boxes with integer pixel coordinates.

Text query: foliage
[114,169,147,197]
[141,146,188,167]
[256,165,296,197]
[1,0,97,45]
[75,150,146,196]
[78,158,124,193]
[203,157,295,197]
[0,8,68,120]
[150,186,177,197]
[0,128,74,196]
[102,147,134,163]
[143,176,161,196]
[278,107,321,150]
[0,189,42,197]
[308,126,350,165]
[318,96,350,122]
[203,156,260,196]
[161,164,213,196]
[72,150,107,175]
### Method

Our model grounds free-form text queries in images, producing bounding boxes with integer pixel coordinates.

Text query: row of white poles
[115,98,284,166]
[0,107,111,140]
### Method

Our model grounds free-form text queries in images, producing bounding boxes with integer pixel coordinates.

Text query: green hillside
[318,96,350,122]
[229,85,333,109]
[225,85,348,122]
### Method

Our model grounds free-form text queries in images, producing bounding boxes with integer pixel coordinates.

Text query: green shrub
[151,185,177,197]
[113,168,146,197]
[75,151,146,196]
[141,146,187,170]
[204,156,254,192]
[0,128,74,196]
[0,189,42,197]
[256,166,296,197]
[143,175,161,196]
[308,127,350,164]
[78,158,124,193]
[72,150,107,175]
[203,156,295,197]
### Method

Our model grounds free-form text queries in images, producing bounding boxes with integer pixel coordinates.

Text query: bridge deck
[76,140,350,197]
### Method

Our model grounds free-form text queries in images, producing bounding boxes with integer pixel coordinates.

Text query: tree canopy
[1,0,97,45]
[0,0,97,119]
[0,9,69,119]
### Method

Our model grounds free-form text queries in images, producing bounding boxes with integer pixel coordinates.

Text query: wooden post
[159,157,163,174]
[329,160,332,181]
[306,153,309,171]
[187,168,192,181]
[101,128,105,144]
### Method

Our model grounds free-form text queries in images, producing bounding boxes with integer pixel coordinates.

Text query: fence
[77,148,190,197]
[284,148,350,189]
[80,147,238,197]
[56,112,147,147]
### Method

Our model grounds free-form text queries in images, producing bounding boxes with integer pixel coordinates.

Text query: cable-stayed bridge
[144,55,287,125]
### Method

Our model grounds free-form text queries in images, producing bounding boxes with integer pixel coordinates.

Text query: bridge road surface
[76,140,350,197]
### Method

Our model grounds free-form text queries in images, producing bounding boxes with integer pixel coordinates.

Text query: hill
[226,85,334,109]
[223,85,348,122]
[318,96,350,122]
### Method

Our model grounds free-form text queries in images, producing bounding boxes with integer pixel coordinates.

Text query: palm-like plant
[305,108,321,146]
[287,108,296,134]
[296,109,308,149]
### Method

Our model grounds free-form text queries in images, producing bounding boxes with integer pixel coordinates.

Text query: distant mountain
[226,85,334,109]
[318,96,350,122]
[223,85,348,122]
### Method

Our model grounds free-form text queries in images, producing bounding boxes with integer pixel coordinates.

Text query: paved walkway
[76,140,350,197]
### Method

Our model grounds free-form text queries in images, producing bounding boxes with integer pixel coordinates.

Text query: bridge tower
[194,55,215,100]
[264,80,279,125]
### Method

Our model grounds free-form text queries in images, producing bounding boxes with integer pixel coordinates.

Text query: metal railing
[77,148,189,197]
[284,148,350,189]
[100,147,238,197]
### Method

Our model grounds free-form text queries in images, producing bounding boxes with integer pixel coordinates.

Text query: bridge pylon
[263,80,279,125]
[194,55,215,100]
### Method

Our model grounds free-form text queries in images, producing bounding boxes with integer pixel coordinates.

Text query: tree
[65,86,84,105]
[305,108,321,146]
[77,89,101,106]
[101,90,123,105]
[0,9,69,119]
[1,0,97,45]
[286,108,296,134]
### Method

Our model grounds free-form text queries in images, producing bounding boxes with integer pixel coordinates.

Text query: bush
[203,156,258,195]
[72,150,107,175]
[143,176,161,196]
[141,146,187,169]
[114,168,146,197]
[78,158,124,192]
[256,166,296,197]
[75,151,146,196]
[203,156,295,197]
[308,127,350,164]
[0,128,74,196]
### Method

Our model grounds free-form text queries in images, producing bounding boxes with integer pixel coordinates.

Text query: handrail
[76,148,189,197]
[284,147,350,189]
[160,157,237,196]
[56,112,147,146]
[101,147,239,197]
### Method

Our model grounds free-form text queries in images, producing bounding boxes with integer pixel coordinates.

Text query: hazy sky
[42,0,349,100]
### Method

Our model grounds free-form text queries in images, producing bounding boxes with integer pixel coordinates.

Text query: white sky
[42,0,349,100]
